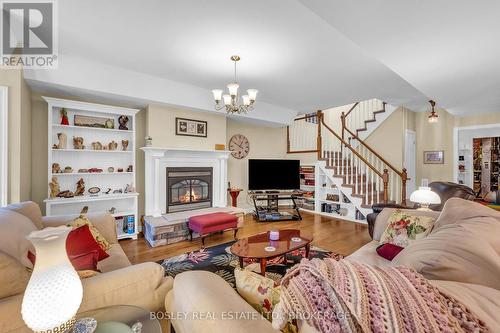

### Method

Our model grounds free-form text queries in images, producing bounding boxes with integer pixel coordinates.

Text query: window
[0,86,7,206]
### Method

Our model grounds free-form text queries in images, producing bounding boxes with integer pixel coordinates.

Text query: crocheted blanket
[272,258,489,333]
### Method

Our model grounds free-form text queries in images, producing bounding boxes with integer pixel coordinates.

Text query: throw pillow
[0,251,31,299]
[379,210,436,248]
[376,243,404,261]
[68,249,100,271]
[68,215,111,252]
[66,224,109,261]
[235,268,298,333]
[394,198,500,290]
[0,208,37,268]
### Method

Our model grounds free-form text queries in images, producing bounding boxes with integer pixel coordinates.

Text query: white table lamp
[21,226,83,333]
[410,186,441,210]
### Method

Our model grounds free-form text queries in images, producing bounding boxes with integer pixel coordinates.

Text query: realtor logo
[1,0,58,68]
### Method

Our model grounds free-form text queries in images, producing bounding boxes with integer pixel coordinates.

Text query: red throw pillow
[68,250,99,271]
[376,243,404,261]
[67,224,109,261]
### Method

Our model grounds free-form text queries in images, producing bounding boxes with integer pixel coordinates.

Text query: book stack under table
[144,207,245,247]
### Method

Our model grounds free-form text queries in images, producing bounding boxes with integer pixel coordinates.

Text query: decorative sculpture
[121,140,129,151]
[108,141,118,151]
[125,183,135,193]
[118,115,129,130]
[127,165,133,172]
[64,166,73,173]
[52,163,62,174]
[75,178,85,196]
[49,177,60,198]
[145,136,152,146]
[73,136,85,150]
[57,190,74,198]
[53,133,67,149]
[60,108,69,125]
[92,142,103,150]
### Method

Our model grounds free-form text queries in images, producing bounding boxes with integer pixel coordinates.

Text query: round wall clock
[229,134,250,159]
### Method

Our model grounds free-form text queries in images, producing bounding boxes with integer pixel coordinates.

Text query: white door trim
[453,123,500,185]
[404,129,416,196]
[0,86,8,206]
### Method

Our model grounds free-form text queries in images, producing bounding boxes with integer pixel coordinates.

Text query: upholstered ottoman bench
[188,212,238,247]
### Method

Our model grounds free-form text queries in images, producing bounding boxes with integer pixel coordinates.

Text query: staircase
[287,99,407,223]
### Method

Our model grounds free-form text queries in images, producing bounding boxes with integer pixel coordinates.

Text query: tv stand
[249,191,302,222]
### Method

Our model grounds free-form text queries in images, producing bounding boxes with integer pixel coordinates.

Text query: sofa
[165,198,500,332]
[0,201,173,333]
[366,181,475,238]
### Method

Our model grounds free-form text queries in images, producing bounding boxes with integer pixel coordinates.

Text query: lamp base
[416,203,431,211]
[34,317,76,333]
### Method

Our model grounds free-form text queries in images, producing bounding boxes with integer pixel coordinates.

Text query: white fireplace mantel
[141,147,231,217]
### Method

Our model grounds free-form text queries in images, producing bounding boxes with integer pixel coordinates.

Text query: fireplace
[166,167,213,213]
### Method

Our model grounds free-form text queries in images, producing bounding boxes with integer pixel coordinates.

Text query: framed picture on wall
[423,150,444,164]
[175,117,207,138]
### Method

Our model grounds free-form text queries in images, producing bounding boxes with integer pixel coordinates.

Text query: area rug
[157,241,342,287]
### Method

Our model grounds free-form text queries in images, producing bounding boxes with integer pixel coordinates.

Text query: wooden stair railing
[287,110,322,159]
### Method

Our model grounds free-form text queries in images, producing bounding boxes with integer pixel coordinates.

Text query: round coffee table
[230,229,312,276]
[76,305,162,333]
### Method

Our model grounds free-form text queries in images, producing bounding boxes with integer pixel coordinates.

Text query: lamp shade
[227,83,239,96]
[212,89,223,102]
[247,89,258,101]
[22,226,83,332]
[242,95,250,106]
[223,94,231,106]
[410,186,441,205]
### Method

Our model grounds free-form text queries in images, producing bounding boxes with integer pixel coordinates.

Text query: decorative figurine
[113,189,123,194]
[125,183,135,193]
[108,140,118,151]
[73,136,85,150]
[78,168,88,173]
[104,188,112,194]
[57,190,74,198]
[118,115,129,130]
[88,187,100,196]
[108,207,116,214]
[53,133,67,149]
[92,141,103,150]
[60,108,69,125]
[80,206,89,214]
[145,136,152,146]
[88,168,103,173]
[52,163,62,174]
[107,167,114,173]
[121,140,129,151]
[49,176,60,198]
[75,178,85,196]
[64,166,73,173]
[127,165,133,172]
[117,168,124,173]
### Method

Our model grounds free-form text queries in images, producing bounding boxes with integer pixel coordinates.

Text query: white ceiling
[25,0,500,123]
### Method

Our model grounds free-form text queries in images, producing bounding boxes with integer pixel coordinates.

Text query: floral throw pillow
[67,215,111,252]
[380,210,436,248]
[234,268,297,333]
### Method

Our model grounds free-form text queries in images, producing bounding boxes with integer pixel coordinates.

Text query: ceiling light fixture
[212,55,258,114]
[428,100,438,123]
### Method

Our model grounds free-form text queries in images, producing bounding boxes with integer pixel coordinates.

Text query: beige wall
[226,119,287,208]
[146,104,227,150]
[0,69,31,203]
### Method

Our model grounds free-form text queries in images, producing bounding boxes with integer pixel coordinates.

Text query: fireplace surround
[166,167,213,213]
[142,147,230,217]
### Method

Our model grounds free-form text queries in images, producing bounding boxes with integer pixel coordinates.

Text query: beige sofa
[166,199,500,332]
[0,201,173,333]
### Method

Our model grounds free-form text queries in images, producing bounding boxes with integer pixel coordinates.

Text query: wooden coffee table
[230,229,312,276]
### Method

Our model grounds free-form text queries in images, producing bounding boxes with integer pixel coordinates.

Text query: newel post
[383,169,389,203]
[316,110,323,159]
[341,111,346,140]
[401,168,408,206]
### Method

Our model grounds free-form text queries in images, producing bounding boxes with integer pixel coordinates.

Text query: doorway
[404,130,416,196]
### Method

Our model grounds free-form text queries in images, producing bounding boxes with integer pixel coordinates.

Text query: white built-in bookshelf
[43,97,139,240]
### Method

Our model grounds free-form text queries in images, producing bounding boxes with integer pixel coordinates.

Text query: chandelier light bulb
[247,89,258,101]
[227,83,239,97]
[427,100,438,123]
[212,89,223,102]
[242,95,250,106]
[223,94,232,106]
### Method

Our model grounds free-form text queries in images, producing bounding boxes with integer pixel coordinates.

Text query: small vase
[22,226,83,332]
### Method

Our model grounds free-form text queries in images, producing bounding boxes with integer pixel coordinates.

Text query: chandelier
[212,55,258,114]
[428,100,438,123]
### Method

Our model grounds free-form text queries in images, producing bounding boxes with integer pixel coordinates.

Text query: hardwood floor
[120,211,372,264]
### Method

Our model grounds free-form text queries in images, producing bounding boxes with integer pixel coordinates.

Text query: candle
[269,230,279,241]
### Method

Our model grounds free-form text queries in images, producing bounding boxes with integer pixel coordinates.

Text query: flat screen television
[248,159,300,190]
